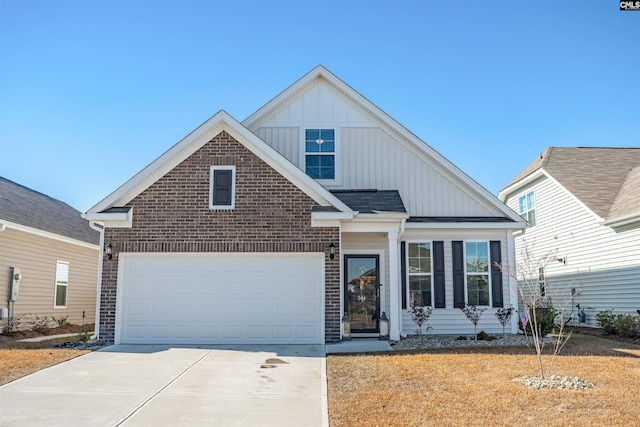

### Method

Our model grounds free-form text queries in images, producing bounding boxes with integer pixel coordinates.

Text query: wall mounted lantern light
[105,243,113,260]
[329,243,336,260]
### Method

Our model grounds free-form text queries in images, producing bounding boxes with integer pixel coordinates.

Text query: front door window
[344,255,380,333]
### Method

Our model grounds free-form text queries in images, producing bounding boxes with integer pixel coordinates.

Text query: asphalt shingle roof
[0,177,99,245]
[503,147,640,220]
[330,190,406,213]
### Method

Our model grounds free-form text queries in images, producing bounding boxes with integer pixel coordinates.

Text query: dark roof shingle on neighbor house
[0,177,99,245]
[504,147,640,220]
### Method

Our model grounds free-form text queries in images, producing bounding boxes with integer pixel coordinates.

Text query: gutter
[88,221,105,340]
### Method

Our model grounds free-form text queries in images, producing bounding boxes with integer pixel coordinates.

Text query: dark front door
[344,255,380,333]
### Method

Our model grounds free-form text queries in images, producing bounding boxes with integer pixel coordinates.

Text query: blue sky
[1,1,638,212]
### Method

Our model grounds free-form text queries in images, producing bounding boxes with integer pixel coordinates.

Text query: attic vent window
[305,129,335,180]
[209,166,236,210]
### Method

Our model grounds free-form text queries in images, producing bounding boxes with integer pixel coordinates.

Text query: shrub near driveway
[327,335,640,427]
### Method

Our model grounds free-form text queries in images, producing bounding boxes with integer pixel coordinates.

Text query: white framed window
[465,242,490,306]
[209,166,236,210]
[54,260,69,308]
[304,129,335,180]
[518,191,536,227]
[407,242,432,306]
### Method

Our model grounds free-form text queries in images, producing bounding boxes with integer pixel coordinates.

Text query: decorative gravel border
[513,375,595,390]
[391,334,550,351]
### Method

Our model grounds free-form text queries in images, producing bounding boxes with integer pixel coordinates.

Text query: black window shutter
[490,240,504,308]
[213,169,232,205]
[452,241,465,308]
[400,241,407,309]
[433,241,446,308]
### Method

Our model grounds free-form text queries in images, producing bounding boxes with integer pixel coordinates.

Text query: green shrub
[456,336,468,341]
[476,330,496,341]
[614,314,640,338]
[518,307,557,337]
[595,309,618,335]
[596,310,640,338]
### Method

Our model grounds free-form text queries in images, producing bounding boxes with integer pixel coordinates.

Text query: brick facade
[100,131,340,343]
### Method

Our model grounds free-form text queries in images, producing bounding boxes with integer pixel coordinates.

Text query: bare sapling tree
[461,303,485,340]
[410,300,433,336]
[501,239,580,379]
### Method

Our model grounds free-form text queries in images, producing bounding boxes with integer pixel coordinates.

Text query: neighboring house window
[539,267,546,297]
[55,261,69,308]
[408,242,432,306]
[305,129,335,180]
[518,191,536,226]
[465,242,490,306]
[209,166,236,209]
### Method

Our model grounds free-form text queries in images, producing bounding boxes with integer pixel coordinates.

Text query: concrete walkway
[0,344,328,427]
[17,332,89,343]
[325,339,393,354]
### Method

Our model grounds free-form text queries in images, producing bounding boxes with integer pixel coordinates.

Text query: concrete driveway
[0,344,328,427]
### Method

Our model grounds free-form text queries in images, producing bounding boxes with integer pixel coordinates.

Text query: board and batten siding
[400,229,516,336]
[249,80,501,218]
[505,176,640,327]
[0,227,98,327]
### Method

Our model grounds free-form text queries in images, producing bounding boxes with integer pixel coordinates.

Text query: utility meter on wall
[9,267,21,301]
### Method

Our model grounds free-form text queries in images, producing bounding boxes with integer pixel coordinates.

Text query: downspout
[89,221,104,340]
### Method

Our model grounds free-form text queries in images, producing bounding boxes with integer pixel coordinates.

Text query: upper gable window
[518,191,536,227]
[210,166,235,210]
[305,129,335,180]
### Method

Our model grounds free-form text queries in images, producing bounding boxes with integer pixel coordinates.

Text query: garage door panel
[118,253,324,344]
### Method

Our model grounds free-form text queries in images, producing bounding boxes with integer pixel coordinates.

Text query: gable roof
[0,176,99,245]
[85,111,353,217]
[243,65,524,224]
[500,147,640,222]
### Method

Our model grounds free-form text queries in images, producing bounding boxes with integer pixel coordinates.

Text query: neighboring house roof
[0,176,100,245]
[244,65,524,224]
[330,190,406,214]
[500,147,640,223]
[85,111,353,218]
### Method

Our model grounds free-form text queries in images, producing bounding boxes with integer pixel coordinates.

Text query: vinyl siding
[505,176,640,327]
[249,79,502,218]
[399,229,516,336]
[0,227,98,328]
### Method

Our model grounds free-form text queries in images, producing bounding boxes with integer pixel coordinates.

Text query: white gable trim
[244,66,523,223]
[499,168,604,223]
[0,219,100,250]
[86,111,353,216]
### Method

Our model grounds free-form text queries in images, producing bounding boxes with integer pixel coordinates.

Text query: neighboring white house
[499,147,640,327]
[85,66,526,345]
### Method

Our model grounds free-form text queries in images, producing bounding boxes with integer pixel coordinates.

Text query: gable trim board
[0,219,99,250]
[86,111,353,219]
[244,66,523,224]
[86,66,524,344]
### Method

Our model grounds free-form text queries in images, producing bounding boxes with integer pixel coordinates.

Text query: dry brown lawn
[0,347,89,385]
[0,326,93,386]
[327,334,640,427]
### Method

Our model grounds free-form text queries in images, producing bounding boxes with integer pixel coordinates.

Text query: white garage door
[116,253,324,344]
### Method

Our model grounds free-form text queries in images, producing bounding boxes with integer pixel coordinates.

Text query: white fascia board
[404,221,527,230]
[341,221,403,233]
[243,66,521,222]
[87,110,352,215]
[82,209,133,229]
[311,211,356,221]
[87,113,229,214]
[603,211,640,228]
[498,169,546,202]
[0,219,100,250]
